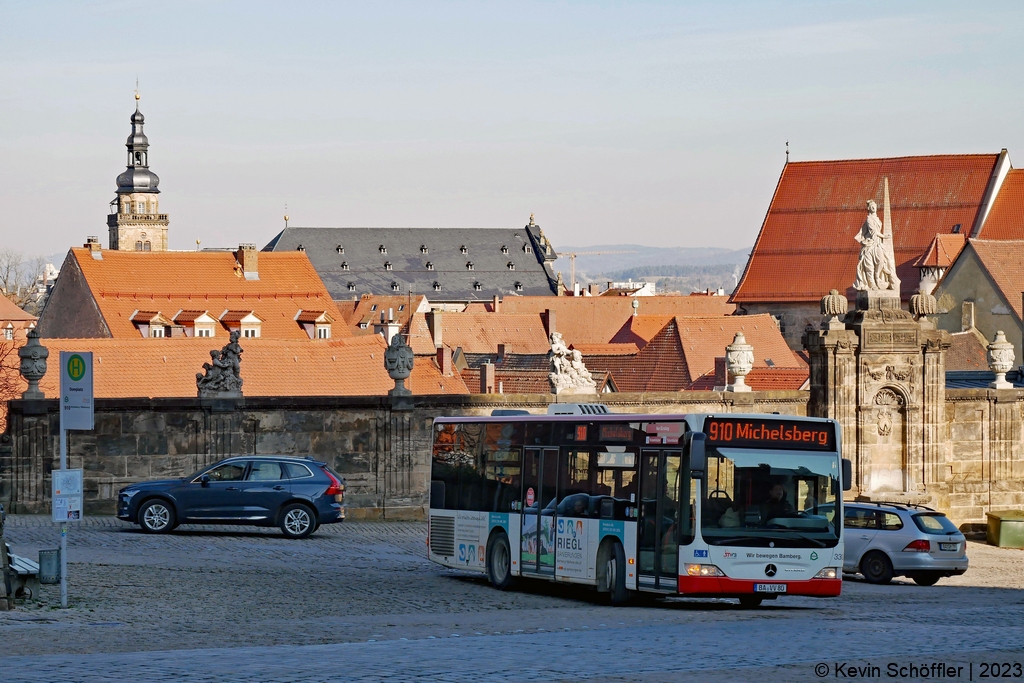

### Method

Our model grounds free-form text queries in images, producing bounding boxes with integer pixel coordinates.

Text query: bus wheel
[738,595,764,609]
[607,541,630,606]
[486,532,514,590]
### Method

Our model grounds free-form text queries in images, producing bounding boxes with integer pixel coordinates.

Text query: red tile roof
[686,367,808,391]
[410,357,470,394]
[946,329,990,372]
[609,315,675,349]
[339,295,428,336]
[733,154,1000,303]
[480,295,734,347]
[0,297,37,322]
[64,248,347,340]
[568,342,639,355]
[406,312,550,355]
[977,169,1024,240]
[913,234,966,268]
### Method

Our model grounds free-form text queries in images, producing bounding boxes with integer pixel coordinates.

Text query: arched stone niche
[863,386,908,493]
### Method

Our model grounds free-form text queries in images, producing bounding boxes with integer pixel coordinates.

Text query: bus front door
[637,449,682,591]
[521,448,558,575]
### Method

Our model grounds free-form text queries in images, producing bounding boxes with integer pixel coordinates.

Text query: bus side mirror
[688,432,706,478]
[842,459,853,492]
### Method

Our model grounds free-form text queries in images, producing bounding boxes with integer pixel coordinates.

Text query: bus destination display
[703,417,835,451]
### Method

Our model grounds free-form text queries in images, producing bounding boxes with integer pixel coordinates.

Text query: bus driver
[762,483,793,522]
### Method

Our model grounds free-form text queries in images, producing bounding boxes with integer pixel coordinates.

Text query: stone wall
[0,391,808,520]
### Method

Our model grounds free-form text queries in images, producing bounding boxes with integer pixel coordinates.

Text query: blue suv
[117,456,346,539]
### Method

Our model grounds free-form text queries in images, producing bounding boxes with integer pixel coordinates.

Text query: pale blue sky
[2,1,1023,255]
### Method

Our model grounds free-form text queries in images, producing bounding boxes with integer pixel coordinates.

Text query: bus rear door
[521,447,558,575]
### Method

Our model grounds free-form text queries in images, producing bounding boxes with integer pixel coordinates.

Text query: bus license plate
[940,543,959,552]
[754,583,787,593]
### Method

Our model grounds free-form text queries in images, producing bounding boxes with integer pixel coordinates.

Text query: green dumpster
[986,510,1024,548]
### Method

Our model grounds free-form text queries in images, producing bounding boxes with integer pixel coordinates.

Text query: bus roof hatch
[547,403,611,415]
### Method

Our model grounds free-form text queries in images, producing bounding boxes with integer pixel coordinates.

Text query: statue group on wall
[196,331,244,396]
[549,332,597,393]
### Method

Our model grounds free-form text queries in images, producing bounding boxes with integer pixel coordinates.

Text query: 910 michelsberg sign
[60,351,94,431]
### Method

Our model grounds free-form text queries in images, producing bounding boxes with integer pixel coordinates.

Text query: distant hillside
[552,245,750,294]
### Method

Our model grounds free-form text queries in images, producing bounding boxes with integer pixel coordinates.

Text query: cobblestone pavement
[2,516,1023,682]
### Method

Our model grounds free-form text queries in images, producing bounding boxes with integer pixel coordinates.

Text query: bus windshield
[701,448,840,548]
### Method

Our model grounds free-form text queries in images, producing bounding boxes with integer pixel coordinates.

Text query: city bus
[428,406,851,607]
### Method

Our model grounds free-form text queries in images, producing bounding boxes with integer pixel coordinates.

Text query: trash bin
[38,549,60,585]
[986,511,1024,548]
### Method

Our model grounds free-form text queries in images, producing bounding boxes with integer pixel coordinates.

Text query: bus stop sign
[60,351,94,431]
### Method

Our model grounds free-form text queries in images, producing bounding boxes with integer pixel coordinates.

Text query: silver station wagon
[839,502,969,585]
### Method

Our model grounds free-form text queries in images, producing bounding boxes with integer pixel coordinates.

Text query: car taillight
[323,468,344,498]
[903,539,930,552]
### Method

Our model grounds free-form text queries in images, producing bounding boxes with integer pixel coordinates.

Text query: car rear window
[881,512,903,530]
[913,514,959,535]
[283,463,314,479]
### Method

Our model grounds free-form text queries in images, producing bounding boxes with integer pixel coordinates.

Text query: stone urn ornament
[987,330,1015,390]
[18,328,48,400]
[910,289,938,320]
[384,333,414,396]
[725,331,754,392]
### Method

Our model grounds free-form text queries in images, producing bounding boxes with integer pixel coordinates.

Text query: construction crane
[557,250,637,294]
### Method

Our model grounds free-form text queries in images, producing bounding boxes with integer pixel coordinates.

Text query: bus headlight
[685,564,725,577]
[813,567,839,579]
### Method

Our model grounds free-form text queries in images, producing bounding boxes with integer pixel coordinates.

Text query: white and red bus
[428,406,850,607]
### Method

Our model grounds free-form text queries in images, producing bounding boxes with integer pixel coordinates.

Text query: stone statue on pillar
[853,188,900,294]
[384,332,414,397]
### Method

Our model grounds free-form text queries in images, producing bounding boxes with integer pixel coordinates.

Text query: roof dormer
[130,310,174,338]
[295,309,334,339]
[220,310,264,338]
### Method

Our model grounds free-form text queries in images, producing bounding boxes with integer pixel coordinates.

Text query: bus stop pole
[59,427,67,609]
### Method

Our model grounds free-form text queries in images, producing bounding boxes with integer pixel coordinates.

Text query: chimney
[492,295,500,313]
[544,309,556,337]
[428,310,443,349]
[84,236,102,252]
[497,343,506,364]
[237,243,259,280]
[437,346,452,375]
[714,356,728,390]
[962,301,975,332]
[588,283,601,296]
[481,363,496,393]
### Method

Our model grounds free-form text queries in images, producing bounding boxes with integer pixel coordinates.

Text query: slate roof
[263,226,558,301]
[732,154,1001,304]
[977,169,1024,240]
[39,248,346,341]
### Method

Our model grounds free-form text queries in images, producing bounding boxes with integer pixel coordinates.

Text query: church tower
[107,93,169,251]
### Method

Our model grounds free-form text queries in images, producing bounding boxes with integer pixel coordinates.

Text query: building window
[515,282,523,292]
[473,282,482,291]
[137,201,146,213]
[143,241,151,251]
[370,305,377,311]
[425,261,433,270]
[523,244,532,254]
[507,262,515,270]
[379,245,387,254]
[3,327,13,340]
[460,245,468,254]
[151,326,165,338]
[391,282,400,291]
[433,282,441,291]
[242,327,260,338]
[316,325,331,339]
[348,282,356,291]
[336,245,344,254]
[398,305,405,311]
[135,241,143,251]
[501,245,508,254]
[196,328,212,338]
[466,262,474,270]
[341,261,349,270]
[359,322,368,329]
[384,261,392,270]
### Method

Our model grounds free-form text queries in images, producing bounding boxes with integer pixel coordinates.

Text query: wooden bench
[3,543,40,602]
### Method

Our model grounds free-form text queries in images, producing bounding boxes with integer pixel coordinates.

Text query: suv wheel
[860,550,894,584]
[279,503,315,539]
[138,499,175,534]
[911,573,941,586]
